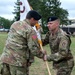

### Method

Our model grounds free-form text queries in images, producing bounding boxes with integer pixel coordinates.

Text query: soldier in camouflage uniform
[0,10,46,75]
[43,16,74,75]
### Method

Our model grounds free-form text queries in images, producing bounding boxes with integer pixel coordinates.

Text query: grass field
[0,32,75,75]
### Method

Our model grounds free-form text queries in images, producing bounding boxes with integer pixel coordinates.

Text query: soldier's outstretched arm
[27,28,47,59]
[45,36,71,62]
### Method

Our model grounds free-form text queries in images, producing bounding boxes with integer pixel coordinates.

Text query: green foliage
[13,0,20,21]
[0,17,12,29]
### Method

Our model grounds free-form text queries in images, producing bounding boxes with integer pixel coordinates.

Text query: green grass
[0,32,7,54]
[0,33,75,75]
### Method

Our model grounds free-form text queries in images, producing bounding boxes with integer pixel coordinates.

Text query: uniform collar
[24,19,31,26]
[50,28,60,36]
[50,28,60,39]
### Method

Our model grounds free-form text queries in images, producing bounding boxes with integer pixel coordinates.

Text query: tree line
[0,0,71,33]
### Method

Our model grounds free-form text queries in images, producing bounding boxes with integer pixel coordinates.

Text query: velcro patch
[32,35,37,40]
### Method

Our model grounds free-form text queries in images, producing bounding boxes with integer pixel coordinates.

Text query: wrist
[47,55,52,61]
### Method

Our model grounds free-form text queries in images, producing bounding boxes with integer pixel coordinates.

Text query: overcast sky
[0,0,75,20]
[0,0,16,20]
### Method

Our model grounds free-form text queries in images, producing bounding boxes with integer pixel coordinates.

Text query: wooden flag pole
[40,44,51,75]
[34,23,51,75]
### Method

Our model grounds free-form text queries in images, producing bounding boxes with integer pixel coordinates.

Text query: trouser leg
[56,67,73,75]
[0,63,29,75]
[0,63,11,75]
[9,65,28,75]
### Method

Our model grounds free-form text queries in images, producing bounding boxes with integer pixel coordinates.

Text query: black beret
[27,10,41,20]
[47,16,58,22]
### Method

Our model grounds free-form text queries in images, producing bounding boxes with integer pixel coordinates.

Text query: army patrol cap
[47,16,58,22]
[26,10,41,20]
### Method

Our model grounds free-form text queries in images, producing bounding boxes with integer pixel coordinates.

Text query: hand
[43,55,47,61]
[41,50,47,55]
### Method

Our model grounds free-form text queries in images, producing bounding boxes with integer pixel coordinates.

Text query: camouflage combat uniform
[0,19,44,75]
[42,29,74,75]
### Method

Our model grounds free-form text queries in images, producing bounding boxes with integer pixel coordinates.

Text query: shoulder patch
[32,35,37,40]
[62,40,67,47]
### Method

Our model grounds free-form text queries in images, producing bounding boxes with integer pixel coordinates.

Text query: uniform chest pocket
[49,37,59,49]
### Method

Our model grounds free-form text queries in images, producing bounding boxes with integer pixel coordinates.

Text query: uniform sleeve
[27,28,44,58]
[47,36,70,62]
[42,31,49,46]
[59,36,70,56]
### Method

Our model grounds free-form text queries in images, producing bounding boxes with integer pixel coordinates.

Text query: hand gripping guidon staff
[33,23,51,75]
